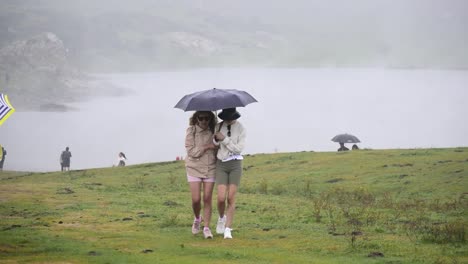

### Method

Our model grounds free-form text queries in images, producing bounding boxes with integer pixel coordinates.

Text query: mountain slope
[1,0,467,72]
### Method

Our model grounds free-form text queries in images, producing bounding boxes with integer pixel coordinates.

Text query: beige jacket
[184,125,217,178]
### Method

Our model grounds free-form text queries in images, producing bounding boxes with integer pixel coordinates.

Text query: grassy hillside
[0,148,467,263]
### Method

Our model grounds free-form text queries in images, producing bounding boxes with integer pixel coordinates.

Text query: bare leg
[202,181,215,227]
[217,184,227,218]
[189,182,202,219]
[225,184,238,228]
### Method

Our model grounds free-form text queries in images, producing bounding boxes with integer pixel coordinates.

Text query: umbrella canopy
[174,88,257,111]
[331,133,361,143]
[0,94,15,126]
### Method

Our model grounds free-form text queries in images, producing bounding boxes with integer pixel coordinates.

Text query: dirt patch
[0,243,17,253]
[0,184,48,202]
[56,187,74,194]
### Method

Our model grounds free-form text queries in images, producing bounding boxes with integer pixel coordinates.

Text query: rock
[166,32,219,56]
[56,187,74,194]
[163,200,180,207]
[0,32,127,111]
[39,103,77,112]
[368,252,384,257]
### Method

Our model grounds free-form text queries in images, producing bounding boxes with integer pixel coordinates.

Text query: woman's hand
[204,142,217,151]
[214,132,225,142]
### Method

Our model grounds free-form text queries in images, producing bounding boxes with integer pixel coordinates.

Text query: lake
[1,67,467,172]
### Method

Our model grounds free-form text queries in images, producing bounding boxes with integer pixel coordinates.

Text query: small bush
[405,220,466,244]
[271,184,285,195]
[258,179,268,194]
[159,214,180,228]
[421,221,466,244]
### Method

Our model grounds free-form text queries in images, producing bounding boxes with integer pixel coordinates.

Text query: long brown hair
[189,111,217,133]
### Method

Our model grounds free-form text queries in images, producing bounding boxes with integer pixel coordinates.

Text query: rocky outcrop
[0,32,69,73]
[0,32,125,111]
[166,32,220,56]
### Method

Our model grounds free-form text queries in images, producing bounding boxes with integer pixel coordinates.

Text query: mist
[1,0,467,72]
[1,1,468,171]
[1,68,467,172]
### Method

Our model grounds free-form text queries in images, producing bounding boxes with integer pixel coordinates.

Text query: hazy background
[1,0,467,71]
[1,68,467,172]
[0,1,467,171]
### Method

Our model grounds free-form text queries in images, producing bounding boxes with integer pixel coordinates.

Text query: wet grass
[0,148,467,263]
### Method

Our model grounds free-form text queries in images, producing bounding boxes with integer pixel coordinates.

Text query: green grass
[1,148,467,263]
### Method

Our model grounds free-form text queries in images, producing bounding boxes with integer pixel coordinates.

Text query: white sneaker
[216,216,226,234]
[203,227,213,239]
[224,227,232,239]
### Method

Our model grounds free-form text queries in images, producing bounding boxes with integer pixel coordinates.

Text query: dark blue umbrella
[174,88,258,111]
[331,133,361,143]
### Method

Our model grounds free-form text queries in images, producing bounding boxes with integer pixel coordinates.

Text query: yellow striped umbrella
[0,94,15,126]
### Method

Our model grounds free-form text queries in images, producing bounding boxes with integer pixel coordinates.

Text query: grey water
[1,67,467,172]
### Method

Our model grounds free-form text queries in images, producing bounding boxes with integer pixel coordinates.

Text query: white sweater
[213,121,246,161]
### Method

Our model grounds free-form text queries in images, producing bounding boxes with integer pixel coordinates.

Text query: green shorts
[215,159,243,186]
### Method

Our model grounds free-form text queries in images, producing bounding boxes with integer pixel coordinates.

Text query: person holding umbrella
[213,108,246,239]
[174,88,257,239]
[338,142,349,151]
[184,111,218,239]
[0,145,6,170]
[332,134,360,152]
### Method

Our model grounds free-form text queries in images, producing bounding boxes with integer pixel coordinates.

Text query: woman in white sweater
[213,108,246,239]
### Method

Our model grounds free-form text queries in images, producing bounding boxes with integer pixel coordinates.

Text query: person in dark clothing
[60,147,72,171]
[352,144,359,150]
[337,142,349,151]
[0,147,6,170]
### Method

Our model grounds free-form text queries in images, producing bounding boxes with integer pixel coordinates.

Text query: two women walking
[184,108,246,239]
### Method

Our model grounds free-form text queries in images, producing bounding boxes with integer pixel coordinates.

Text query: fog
[1,1,468,171]
[2,0,467,71]
[1,68,467,172]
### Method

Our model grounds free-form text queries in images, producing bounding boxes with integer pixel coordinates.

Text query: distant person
[337,142,349,152]
[60,147,72,171]
[118,152,127,166]
[184,111,218,239]
[214,108,246,239]
[352,144,359,150]
[0,146,6,170]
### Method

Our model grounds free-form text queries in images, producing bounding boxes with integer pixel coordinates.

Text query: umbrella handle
[217,121,224,132]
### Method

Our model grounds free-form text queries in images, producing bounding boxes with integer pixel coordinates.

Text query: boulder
[0,32,124,111]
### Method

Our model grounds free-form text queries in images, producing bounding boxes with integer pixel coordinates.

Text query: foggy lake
[1,67,467,172]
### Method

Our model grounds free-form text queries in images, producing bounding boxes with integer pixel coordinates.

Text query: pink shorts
[187,175,216,183]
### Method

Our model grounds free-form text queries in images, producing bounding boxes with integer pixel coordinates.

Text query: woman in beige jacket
[185,111,218,238]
